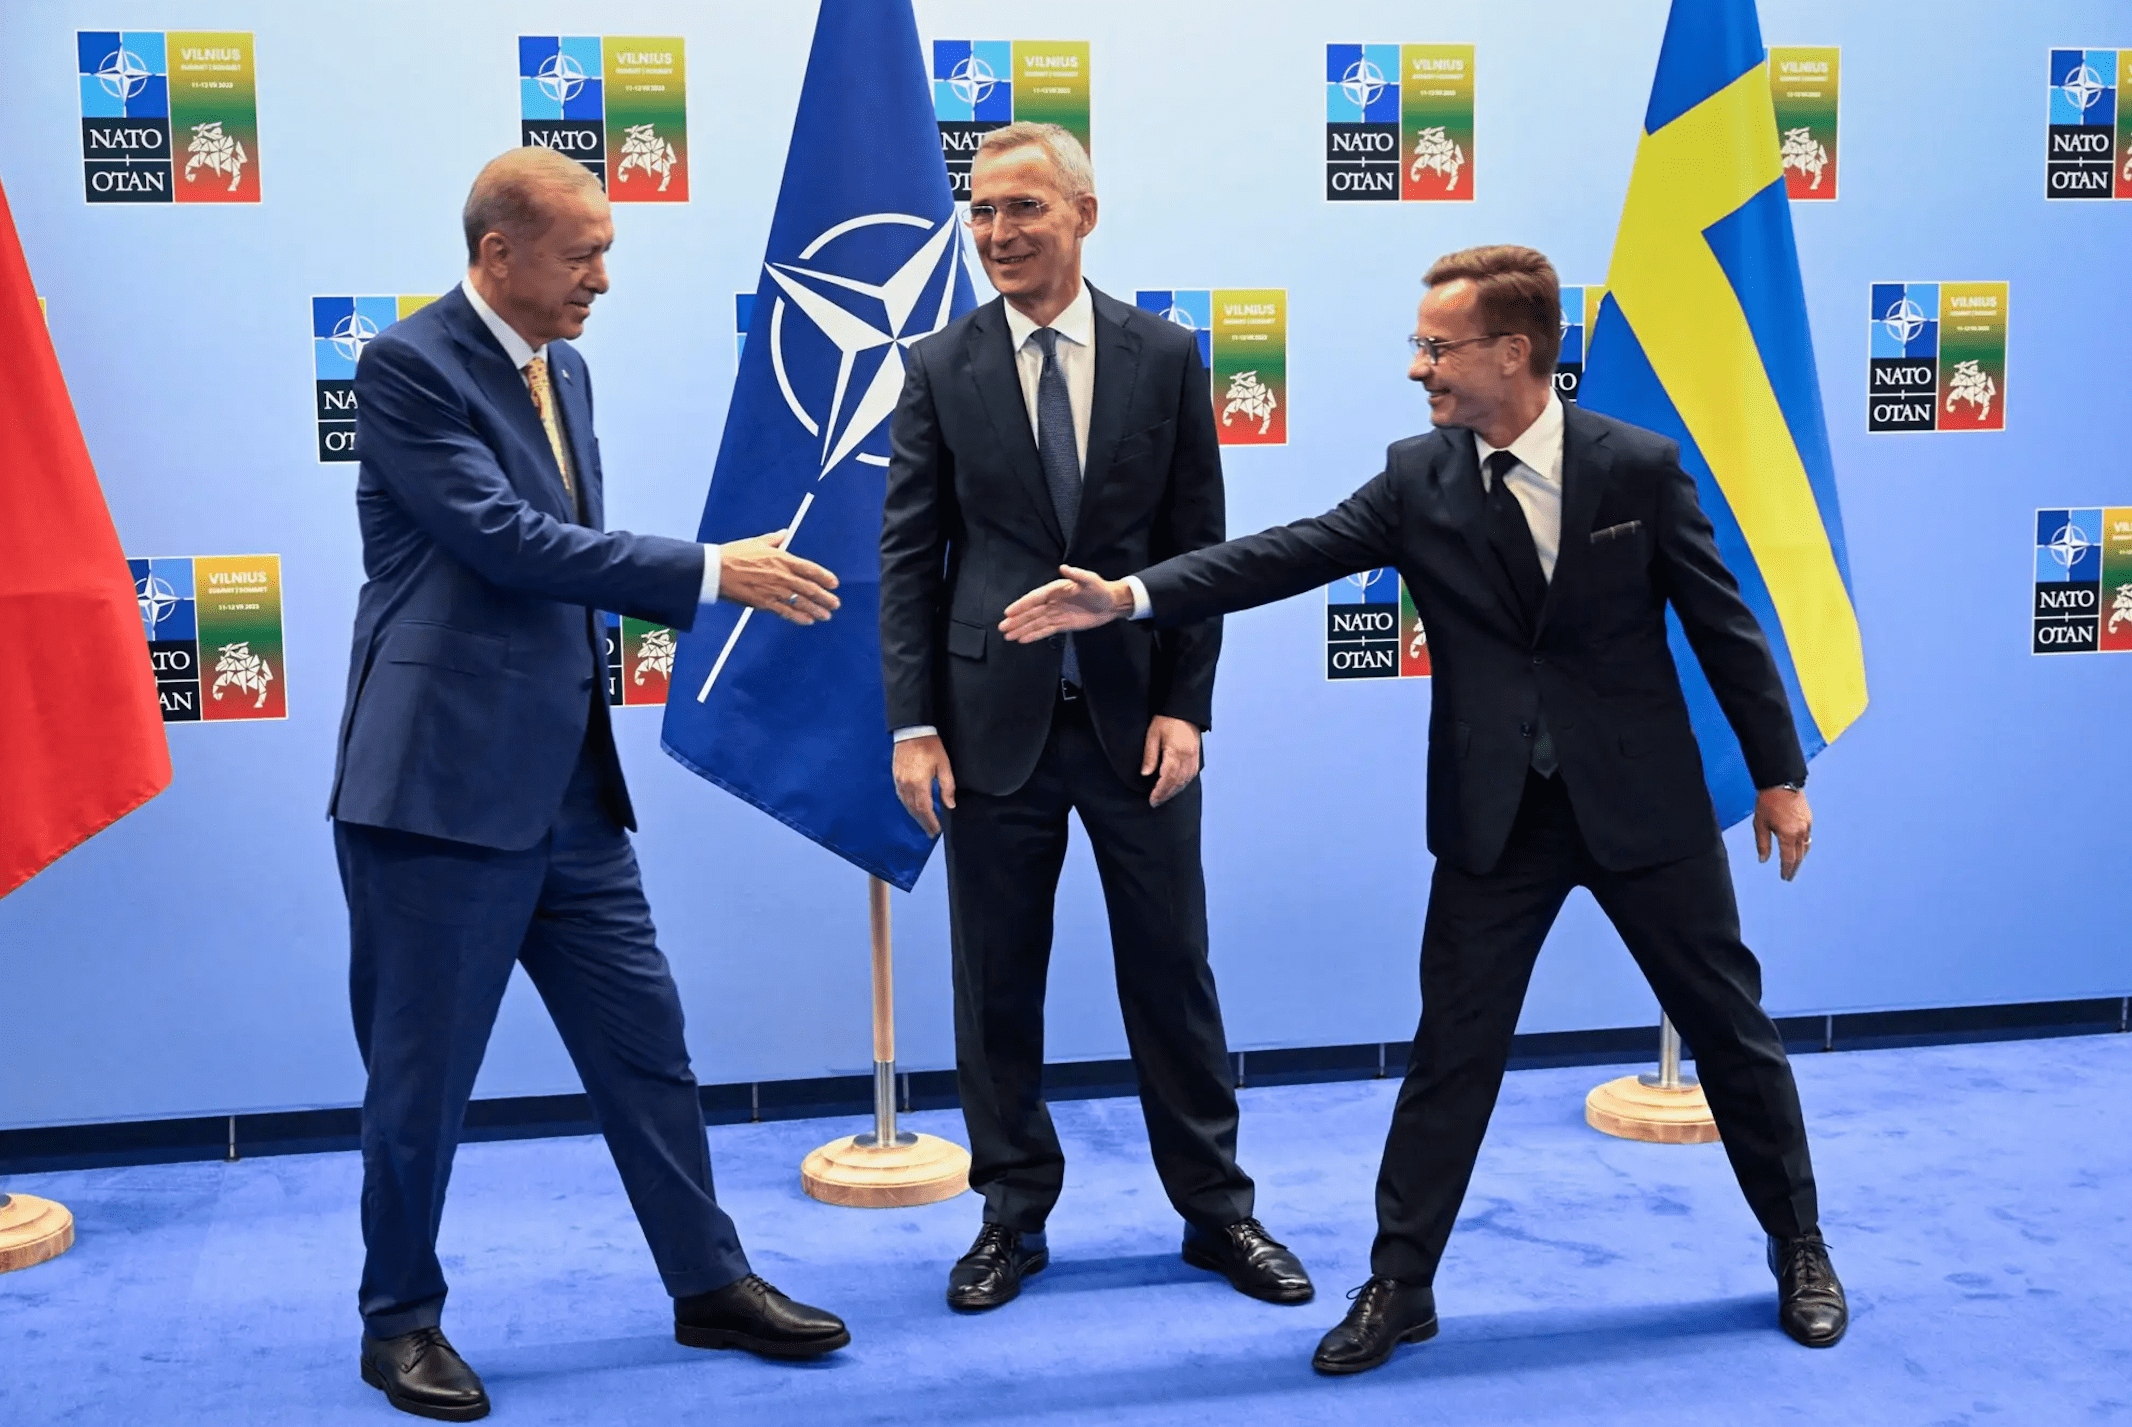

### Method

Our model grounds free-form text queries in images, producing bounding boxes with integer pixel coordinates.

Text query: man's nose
[1408,351,1434,381]
[585,256,610,292]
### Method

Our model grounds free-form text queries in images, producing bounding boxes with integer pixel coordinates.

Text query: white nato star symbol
[1341,59,1387,110]
[1882,297,1927,345]
[2061,64,2106,113]
[538,53,586,105]
[97,48,152,101]
[948,55,998,109]
[331,312,380,364]
[763,213,964,474]
[2048,522,2094,572]
[137,574,181,637]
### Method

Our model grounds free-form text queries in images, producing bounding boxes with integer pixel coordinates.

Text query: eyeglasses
[1407,332,1511,363]
[965,197,1051,230]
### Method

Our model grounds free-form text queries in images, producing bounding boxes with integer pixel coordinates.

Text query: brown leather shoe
[359,1327,489,1422]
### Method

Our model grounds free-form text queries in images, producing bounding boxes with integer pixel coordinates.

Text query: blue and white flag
[662,0,974,890]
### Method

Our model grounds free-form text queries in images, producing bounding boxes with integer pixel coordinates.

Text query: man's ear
[1075,193,1099,239]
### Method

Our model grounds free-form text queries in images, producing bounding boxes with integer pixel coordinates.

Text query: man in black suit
[1000,245,1848,1369]
[880,122,1311,1313]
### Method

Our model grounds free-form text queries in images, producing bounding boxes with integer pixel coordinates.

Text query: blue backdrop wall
[1,0,2126,1130]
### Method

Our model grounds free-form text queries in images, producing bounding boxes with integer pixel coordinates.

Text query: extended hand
[1753,786,1812,881]
[718,529,841,625]
[892,734,956,837]
[1000,565,1133,643]
[1142,715,1202,807]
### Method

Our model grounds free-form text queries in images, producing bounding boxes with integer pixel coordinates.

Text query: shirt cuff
[892,726,939,742]
[1124,575,1153,620]
[700,544,721,604]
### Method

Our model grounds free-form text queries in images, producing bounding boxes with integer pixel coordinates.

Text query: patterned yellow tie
[522,355,576,510]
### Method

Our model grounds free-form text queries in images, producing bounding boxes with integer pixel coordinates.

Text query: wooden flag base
[0,1194,75,1275]
[1584,1075,1721,1144]
[801,1132,970,1209]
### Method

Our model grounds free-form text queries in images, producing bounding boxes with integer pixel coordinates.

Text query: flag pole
[1584,1014,1720,1144]
[800,877,970,1207]
[0,1193,74,1275]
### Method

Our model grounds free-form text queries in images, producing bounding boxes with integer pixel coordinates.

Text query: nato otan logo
[602,614,676,706]
[313,296,436,463]
[930,40,1092,200]
[131,554,287,721]
[1135,289,1289,446]
[77,30,261,204]
[1326,568,1428,680]
[1867,282,2008,433]
[2033,508,2132,653]
[2047,49,2131,199]
[519,36,689,199]
[1324,44,1475,202]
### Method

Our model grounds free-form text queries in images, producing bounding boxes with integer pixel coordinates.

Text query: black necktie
[1483,450,1557,776]
[1029,328,1081,685]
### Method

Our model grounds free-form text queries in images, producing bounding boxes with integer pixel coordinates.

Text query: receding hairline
[462,147,606,261]
[972,121,1095,199]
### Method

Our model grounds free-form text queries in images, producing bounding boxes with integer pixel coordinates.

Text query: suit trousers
[1370,769,1819,1284]
[941,694,1254,1233]
[334,735,749,1336]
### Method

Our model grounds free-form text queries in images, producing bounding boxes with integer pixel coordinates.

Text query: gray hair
[462,147,605,262]
[974,121,1095,199]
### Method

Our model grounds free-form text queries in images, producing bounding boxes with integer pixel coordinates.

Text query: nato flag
[661,0,975,890]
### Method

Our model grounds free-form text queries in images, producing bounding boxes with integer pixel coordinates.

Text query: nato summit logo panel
[1327,570,1429,680]
[1325,44,1474,202]
[602,616,676,706]
[1135,290,1288,446]
[2033,509,2132,653]
[314,296,437,463]
[2047,49,2130,198]
[78,30,260,203]
[1867,282,2008,433]
[131,555,287,721]
[1769,47,1839,200]
[931,40,1091,200]
[519,36,689,200]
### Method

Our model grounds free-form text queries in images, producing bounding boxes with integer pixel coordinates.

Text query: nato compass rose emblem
[761,211,966,476]
[1881,295,1928,345]
[137,572,183,640]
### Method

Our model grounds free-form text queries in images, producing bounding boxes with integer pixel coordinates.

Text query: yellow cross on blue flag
[1581,0,1868,827]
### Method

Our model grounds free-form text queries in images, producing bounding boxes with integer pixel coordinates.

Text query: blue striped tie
[1030,327,1081,685]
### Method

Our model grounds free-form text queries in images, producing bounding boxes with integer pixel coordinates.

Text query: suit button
[1532,655,1545,666]
[1520,722,1532,737]
[580,675,596,691]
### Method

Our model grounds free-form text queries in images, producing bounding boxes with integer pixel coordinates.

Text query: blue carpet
[4,1035,2128,1425]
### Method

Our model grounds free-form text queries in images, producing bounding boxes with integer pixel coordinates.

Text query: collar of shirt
[1474,391,1566,489]
[460,277,546,373]
[1001,281,1094,354]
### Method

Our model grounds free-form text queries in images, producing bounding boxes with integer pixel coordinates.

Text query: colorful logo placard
[602,615,677,706]
[1326,569,1429,679]
[2033,508,2132,653]
[2047,49,2130,199]
[1325,44,1474,202]
[1135,289,1288,446]
[78,30,260,204]
[131,555,286,722]
[519,36,688,199]
[1554,286,1604,404]
[1770,47,1839,200]
[313,296,436,463]
[1867,282,2009,433]
[931,40,1091,201]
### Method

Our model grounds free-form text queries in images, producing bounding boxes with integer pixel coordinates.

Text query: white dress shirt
[1124,391,1568,620]
[895,285,1098,744]
[460,278,721,604]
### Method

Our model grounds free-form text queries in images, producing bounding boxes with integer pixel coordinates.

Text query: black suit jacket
[881,286,1226,796]
[1138,404,1807,875]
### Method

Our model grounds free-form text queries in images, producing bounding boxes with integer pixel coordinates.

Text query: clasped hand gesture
[718,529,840,624]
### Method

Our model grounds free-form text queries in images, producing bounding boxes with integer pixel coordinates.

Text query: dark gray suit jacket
[880,286,1226,796]
[1138,404,1806,874]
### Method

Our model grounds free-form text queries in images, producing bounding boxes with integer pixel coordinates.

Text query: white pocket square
[1591,520,1642,544]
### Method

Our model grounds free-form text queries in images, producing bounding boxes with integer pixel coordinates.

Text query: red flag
[0,176,171,898]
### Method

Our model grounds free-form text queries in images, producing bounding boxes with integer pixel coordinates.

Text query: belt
[1057,678,1082,704]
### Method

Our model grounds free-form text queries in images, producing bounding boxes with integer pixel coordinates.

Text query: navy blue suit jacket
[328,286,704,851]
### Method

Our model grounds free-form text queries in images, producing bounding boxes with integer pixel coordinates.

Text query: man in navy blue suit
[330,147,849,1422]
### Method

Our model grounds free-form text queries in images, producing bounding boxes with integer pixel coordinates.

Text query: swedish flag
[1581,0,1867,827]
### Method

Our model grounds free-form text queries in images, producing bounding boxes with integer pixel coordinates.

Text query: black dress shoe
[946,1224,1047,1312]
[1311,1278,1439,1376]
[674,1274,850,1358]
[359,1327,489,1422]
[1769,1233,1848,1347]
[1181,1218,1314,1304]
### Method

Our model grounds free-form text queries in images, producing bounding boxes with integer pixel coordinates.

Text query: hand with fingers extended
[1753,785,1813,882]
[717,529,841,625]
[892,734,956,837]
[1000,565,1135,644]
[1142,715,1202,808]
